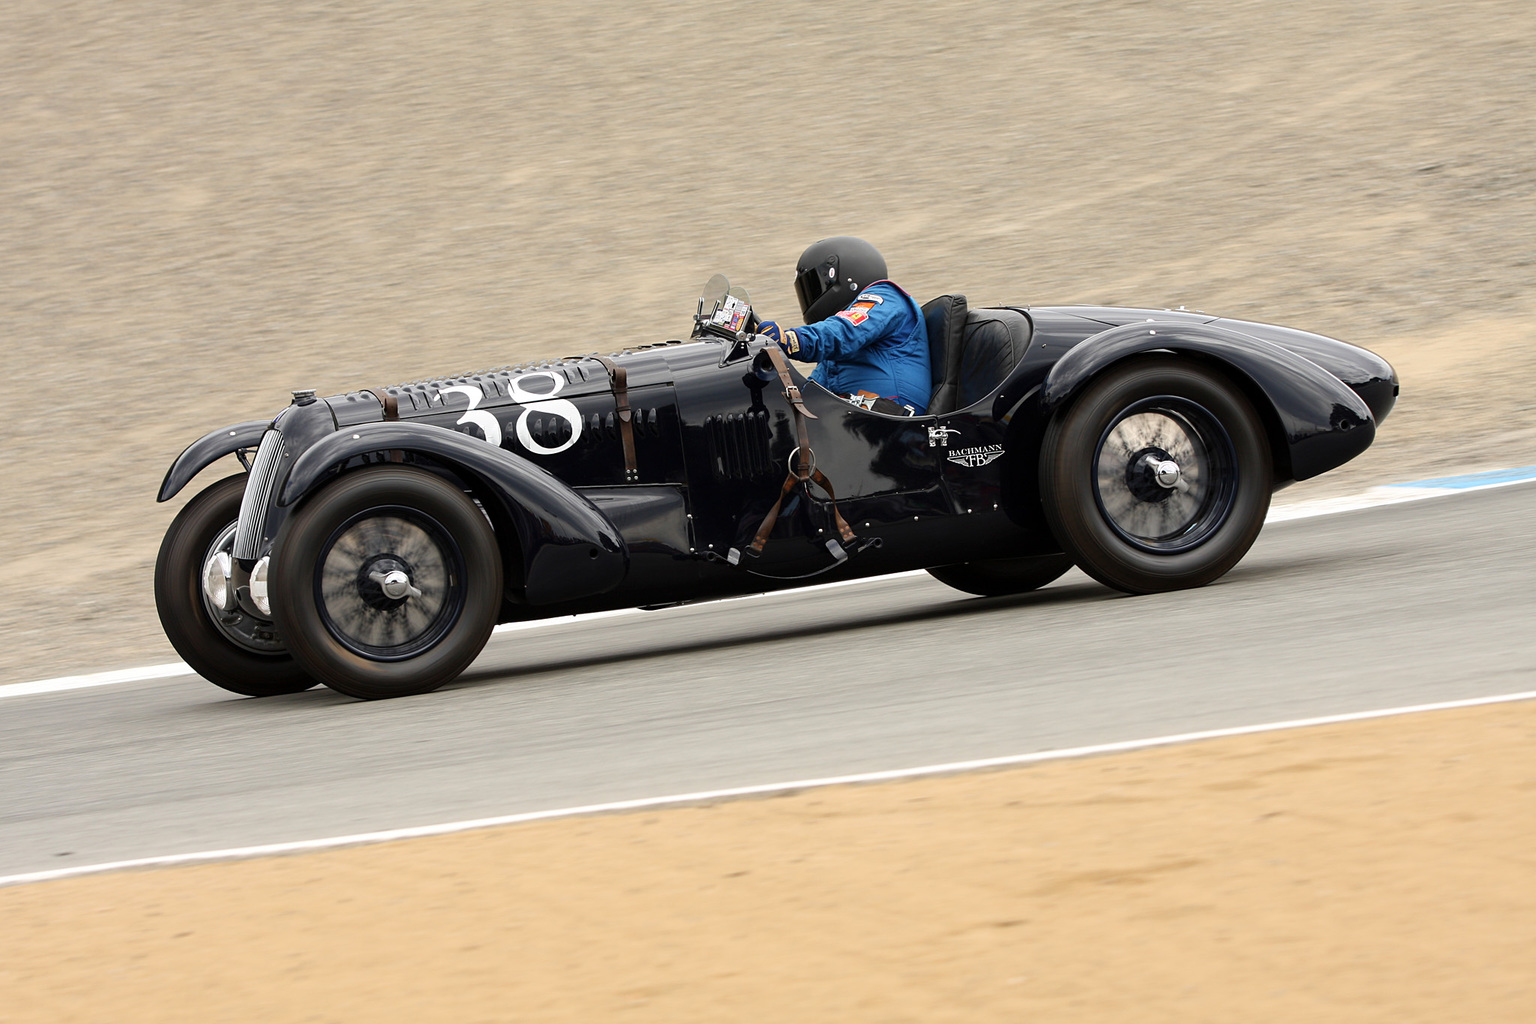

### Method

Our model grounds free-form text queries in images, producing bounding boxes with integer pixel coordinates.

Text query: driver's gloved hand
[758,320,801,355]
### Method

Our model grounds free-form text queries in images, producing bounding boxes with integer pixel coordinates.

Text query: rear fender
[1040,322,1375,481]
[280,422,627,604]
[157,420,270,502]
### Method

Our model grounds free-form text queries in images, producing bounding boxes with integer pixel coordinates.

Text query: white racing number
[441,373,583,456]
[440,385,504,447]
[509,371,583,455]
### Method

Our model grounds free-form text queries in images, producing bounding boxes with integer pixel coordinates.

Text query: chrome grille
[233,429,284,560]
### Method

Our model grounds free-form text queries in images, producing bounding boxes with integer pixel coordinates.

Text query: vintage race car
[155,276,1397,700]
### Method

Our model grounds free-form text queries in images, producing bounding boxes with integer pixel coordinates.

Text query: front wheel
[154,474,318,697]
[1040,357,1272,594]
[270,467,503,700]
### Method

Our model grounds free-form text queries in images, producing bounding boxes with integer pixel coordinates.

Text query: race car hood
[319,338,727,427]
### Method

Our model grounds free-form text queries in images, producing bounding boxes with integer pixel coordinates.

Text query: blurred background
[3,0,1534,682]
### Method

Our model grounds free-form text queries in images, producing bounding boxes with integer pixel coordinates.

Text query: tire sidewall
[271,467,503,699]
[1042,358,1272,593]
[154,474,317,697]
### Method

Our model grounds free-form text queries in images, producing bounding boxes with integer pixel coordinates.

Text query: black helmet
[793,236,888,324]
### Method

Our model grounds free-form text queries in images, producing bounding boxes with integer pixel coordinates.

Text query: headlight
[250,556,272,617]
[202,550,233,612]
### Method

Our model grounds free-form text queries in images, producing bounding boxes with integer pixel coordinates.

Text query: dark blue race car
[155,276,1397,700]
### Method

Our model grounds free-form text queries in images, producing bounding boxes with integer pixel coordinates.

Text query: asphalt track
[3,482,1534,880]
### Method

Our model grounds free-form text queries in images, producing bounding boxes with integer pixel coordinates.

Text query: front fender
[1040,322,1375,481]
[157,420,270,502]
[281,422,627,605]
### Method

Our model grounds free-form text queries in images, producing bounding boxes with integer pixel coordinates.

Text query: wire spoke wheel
[1093,400,1237,552]
[272,467,503,699]
[1041,357,1271,594]
[316,510,462,660]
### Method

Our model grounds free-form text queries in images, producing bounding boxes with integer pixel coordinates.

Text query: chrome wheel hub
[370,567,422,601]
[317,511,462,660]
[1151,457,1183,489]
[1093,399,1237,552]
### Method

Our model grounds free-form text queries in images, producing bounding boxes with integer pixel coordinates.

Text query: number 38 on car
[155,277,1397,700]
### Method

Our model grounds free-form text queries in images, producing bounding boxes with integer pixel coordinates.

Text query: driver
[757,237,931,415]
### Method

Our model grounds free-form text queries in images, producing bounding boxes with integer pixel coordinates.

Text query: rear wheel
[1040,357,1271,594]
[926,553,1074,597]
[154,474,318,697]
[270,467,502,700]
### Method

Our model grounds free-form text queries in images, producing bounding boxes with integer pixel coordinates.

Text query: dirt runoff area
[2,700,1532,1022]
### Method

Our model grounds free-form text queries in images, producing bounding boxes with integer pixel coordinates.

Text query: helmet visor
[794,257,838,318]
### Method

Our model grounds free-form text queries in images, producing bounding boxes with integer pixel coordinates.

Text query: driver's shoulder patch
[836,297,881,326]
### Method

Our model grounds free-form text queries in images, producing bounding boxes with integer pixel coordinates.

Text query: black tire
[1040,356,1272,594]
[926,553,1075,597]
[270,467,503,700]
[154,474,318,697]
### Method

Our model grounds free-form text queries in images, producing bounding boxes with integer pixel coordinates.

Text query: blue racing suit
[777,281,931,414]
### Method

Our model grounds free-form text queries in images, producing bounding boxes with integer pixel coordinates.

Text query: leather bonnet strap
[367,387,399,421]
[590,355,638,482]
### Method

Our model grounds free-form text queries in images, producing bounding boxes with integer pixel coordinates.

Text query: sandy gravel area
[3,0,1536,682]
[3,700,1532,1022]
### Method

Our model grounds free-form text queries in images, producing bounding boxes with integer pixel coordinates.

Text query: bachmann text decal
[946,444,1003,468]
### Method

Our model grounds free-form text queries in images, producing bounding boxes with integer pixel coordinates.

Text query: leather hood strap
[367,387,399,421]
[590,355,638,482]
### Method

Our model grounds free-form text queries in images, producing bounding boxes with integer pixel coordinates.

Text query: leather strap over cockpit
[762,343,817,421]
[745,344,857,558]
[590,355,639,482]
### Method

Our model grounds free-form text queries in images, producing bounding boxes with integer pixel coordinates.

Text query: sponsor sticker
[710,293,752,333]
[835,299,879,326]
[946,444,1004,468]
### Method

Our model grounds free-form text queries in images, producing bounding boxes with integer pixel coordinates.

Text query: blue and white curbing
[1267,464,1536,523]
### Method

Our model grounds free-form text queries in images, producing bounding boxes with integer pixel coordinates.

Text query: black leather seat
[921,293,967,415]
[922,296,1032,415]
[953,307,1032,411]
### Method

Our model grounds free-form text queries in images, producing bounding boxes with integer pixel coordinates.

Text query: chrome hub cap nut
[375,569,415,601]
[1153,459,1182,488]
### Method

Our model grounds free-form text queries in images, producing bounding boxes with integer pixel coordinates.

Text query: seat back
[921,293,968,415]
[952,307,1033,411]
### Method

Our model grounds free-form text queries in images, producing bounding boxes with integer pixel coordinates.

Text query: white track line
[0,662,199,699]
[3,687,1532,889]
[5,465,1535,701]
